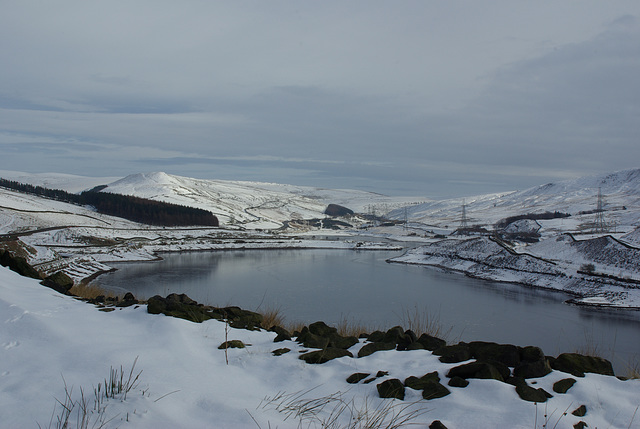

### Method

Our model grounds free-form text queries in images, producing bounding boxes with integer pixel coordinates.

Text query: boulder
[447,376,469,388]
[572,405,587,417]
[308,321,337,337]
[429,421,448,429]
[552,378,577,394]
[421,381,451,400]
[299,348,352,364]
[433,343,472,363]
[366,330,386,343]
[271,348,290,356]
[416,333,446,351]
[446,361,507,382]
[509,377,552,403]
[270,326,292,342]
[218,340,246,349]
[513,358,552,379]
[551,353,615,377]
[358,342,396,358]
[404,372,440,390]
[469,342,520,367]
[377,379,405,400]
[41,271,74,295]
[346,373,370,384]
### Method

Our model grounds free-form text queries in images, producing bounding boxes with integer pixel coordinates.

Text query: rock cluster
[146,293,263,329]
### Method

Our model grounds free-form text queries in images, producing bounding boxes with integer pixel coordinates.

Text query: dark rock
[1,251,41,280]
[272,348,291,356]
[422,381,451,400]
[376,370,389,378]
[551,353,615,377]
[395,329,417,350]
[553,378,577,394]
[220,306,263,330]
[270,326,292,342]
[297,328,331,349]
[511,377,551,402]
[377,379,405,400]
[469,341,520,367]
[41,271,74,294]
[218,340,246,349]
[299,348,352,364]
[429,421,448,429]
[515,383,551,403]
[514,359,552,379]
[366,330,385,343]
[116,292,138,307]
[382,326,406,344]
[406,342,426,351]
[147,295,167,314]
[433,343,472,363]
[573,422,587,429]
[346,373,370,384]
[519,346,546,362]
[404,372,440,390]
[328,333,359,350]
[448,376,469,388]
[572,405,587,417]
[308,321,337,337]
[358,342,396,358]
[447,361,506,382]
[416,333,446,351]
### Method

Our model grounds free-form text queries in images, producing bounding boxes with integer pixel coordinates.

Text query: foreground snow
[1,267,638,428]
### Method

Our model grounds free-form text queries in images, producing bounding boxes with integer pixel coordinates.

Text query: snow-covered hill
[0,170,424,229]
[391,168,640,233]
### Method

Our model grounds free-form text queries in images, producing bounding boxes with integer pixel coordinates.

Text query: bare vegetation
[255,389,429,428]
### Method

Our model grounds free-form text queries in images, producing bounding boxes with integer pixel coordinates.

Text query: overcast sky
[1,2,639,197]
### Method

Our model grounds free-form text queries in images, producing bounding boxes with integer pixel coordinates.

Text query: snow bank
[1,267,639,428]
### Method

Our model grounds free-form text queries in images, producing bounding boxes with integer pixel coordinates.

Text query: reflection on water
[93,249,640,372]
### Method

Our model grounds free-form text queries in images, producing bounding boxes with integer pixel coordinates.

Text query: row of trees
[0,178,219,227]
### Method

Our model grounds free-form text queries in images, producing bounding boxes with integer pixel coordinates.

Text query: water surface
[93,249,640,372]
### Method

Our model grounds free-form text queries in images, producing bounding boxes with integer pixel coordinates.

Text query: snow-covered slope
[391,168,640,232]
[2,266,639,428]
[100,172,422,229]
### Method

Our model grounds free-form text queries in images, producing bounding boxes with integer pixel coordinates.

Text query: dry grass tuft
[399,306,452,341]
[69,282,121,301]
[260,306,286,329]
[336,317,378,338]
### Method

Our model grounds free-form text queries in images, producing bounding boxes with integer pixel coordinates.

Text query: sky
[1,1,639,198]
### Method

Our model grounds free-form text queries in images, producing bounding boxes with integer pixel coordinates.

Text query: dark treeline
[0,178,219,227]
[495,211,570,230]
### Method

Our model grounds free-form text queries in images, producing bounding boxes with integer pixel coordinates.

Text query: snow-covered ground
[1,267,639,428]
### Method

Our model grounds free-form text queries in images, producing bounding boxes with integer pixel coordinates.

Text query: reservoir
[92,248,640,373]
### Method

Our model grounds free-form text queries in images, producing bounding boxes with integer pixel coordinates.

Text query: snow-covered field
[1,267,638,428]
[2,169,640,427]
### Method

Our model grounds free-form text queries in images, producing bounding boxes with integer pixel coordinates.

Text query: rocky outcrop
[147,293,263,328]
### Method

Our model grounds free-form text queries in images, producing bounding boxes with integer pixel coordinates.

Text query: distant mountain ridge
[392,168,640,228]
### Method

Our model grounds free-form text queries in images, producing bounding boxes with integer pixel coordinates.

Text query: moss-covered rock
[377,379,405,400]
[513,358,552,379]
[358,342,396,358]
[41,271,74,295]
[299,348,352,364]
[346,373,370,384]
[551,353,615,377]
[404,371,440,390]
[272,348,291,356]
[218,340,246,349]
